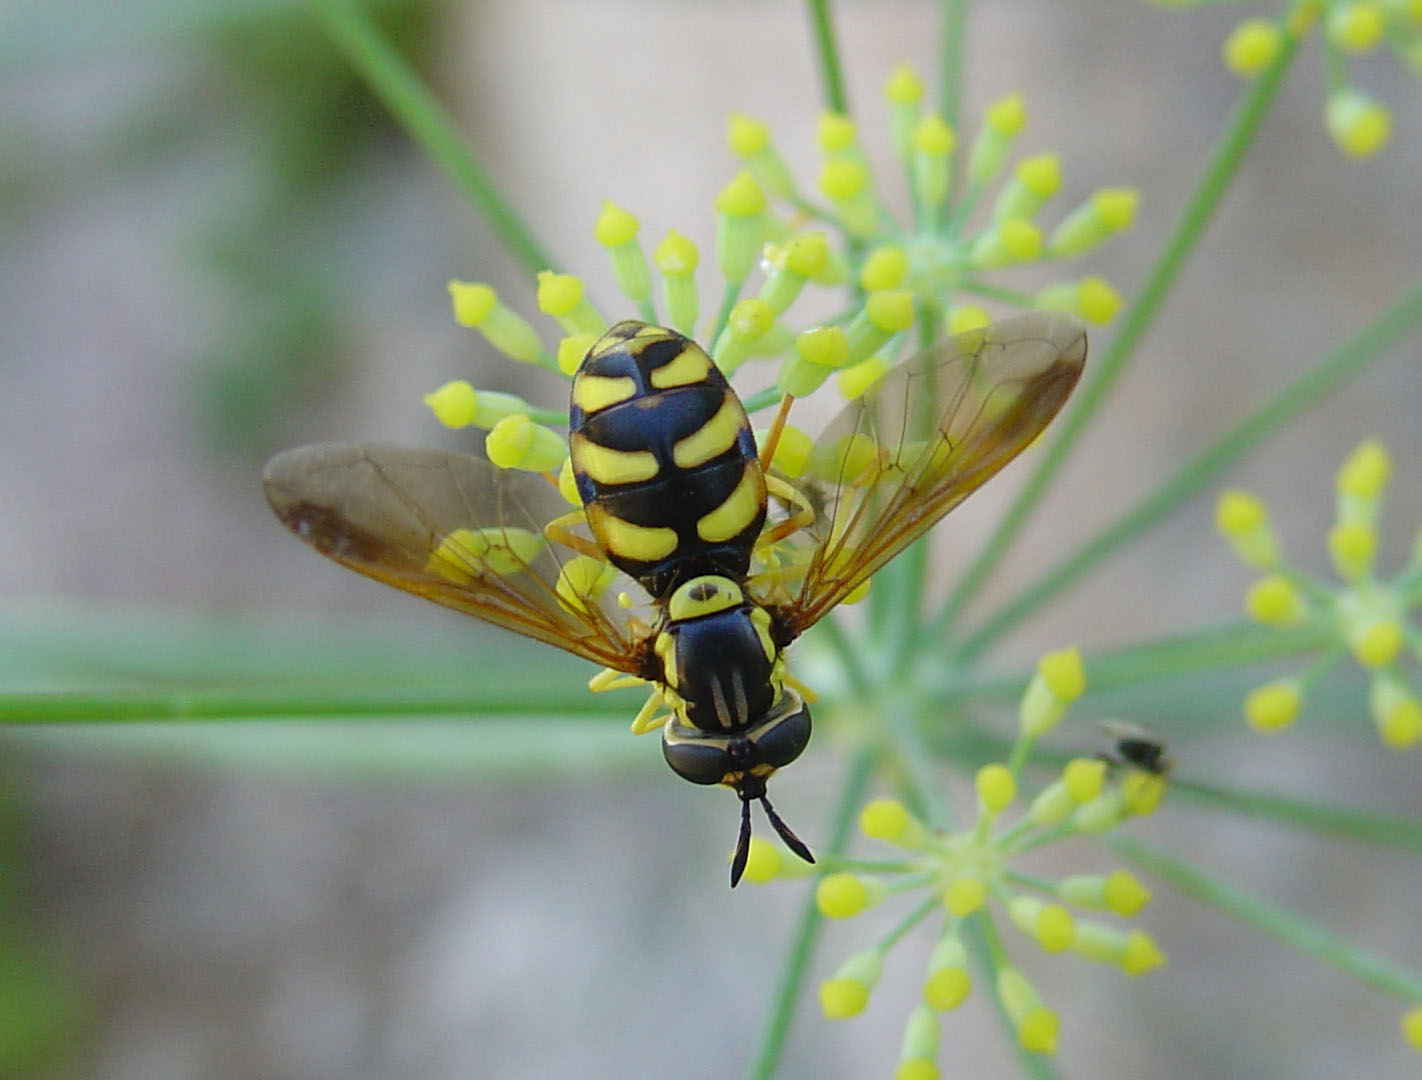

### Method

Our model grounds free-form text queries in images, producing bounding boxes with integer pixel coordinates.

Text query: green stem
[740,386,787,415]
[885,694,953,829]
[962,912,1059,1079]
[876,893,940,952]
[709,279,744,350]
[306,0,556,276]
[937,0,968,134]
[805,0,848,114]
[929,31,1302,641]
[1109,835,1422,1002]
[957,280,1422,660]
[1171,781,1422,854]
[747,751,875,1080]
[0,687,619,723]
[925,619,1331,707]
[813,615,874,701]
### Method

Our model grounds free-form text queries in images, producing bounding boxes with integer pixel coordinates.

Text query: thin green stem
[813,615,874,701]
[957,280,1422,660]
[962,912,1059,1079]
[0,687,619,723]
[6,719,646,779]
[937,0,968,134]
[956,279,1038,307]
[924,619,1332,707]
[876,893,940,953]
[306,0,555,276]
[709,279,744,351]
[1109,835,1422,1001]
[805,0,848,114]
[1172,781,1422,854]
[929,30,1302,641]
[740,386,787,415]
[747,751,875,1080]
[885,694,953,829]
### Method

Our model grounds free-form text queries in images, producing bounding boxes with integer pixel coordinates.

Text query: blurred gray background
[1,0,1419,1077]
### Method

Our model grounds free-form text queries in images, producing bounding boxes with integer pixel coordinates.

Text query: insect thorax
[654,574,779,735]
[569,321,767,597]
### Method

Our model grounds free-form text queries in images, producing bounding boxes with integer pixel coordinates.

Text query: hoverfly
[264,313,1086,885]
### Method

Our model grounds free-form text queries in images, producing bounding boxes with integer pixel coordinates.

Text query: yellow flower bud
[423,380,479,428]
[448,280,497,326]
[837,354,892,401]
[1401,1005,1422,1050]
[1102,869,1152,915]
[946,305,991,335]
[1326,89,1392,159]
[976,763,1016,813]
[860,245,910,291]
[884,63,923,105]
[817,111,857,152]
[817,873,884,918]
[943,875,987,916]
[1119,930,1168,975]
[1215,490,1281,570]
[1328,1,1385,52]
[1019,647,1086,738]
[556,332,598,377]
[1369,675,1422,749]
[1063,757,1107,802]
[593,201,639,247]
[996,966,1057,1055]
[1244,574,1307,626]
[737,835,784,884]
[485,414,567,472]
[715,172,766,283]
[819,949,882,1019]
[1329,521,1377,581]
[985,92,1026,135]
[1223,18,1283,76]
[725,111,770,157]
[1244,679,1302,732]
[1336,438,1390,499]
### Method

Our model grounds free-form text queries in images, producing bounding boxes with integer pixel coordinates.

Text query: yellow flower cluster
[743,648,1168,1069]
[1217,440,1422,748]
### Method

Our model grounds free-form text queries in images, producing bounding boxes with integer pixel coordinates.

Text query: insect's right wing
[755,312,1087,633]
[262,443,652,674]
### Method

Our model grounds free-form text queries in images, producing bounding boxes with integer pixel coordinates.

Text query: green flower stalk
[653,230,700,334]
[448,280,546,365]
[594,201,653,308]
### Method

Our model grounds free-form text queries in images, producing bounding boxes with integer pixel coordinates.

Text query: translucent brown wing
[756,312,1087,634]
[263,443,653,674]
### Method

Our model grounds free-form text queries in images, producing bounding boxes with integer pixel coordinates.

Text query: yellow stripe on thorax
[696,464,766,543]
[672,394,745,470]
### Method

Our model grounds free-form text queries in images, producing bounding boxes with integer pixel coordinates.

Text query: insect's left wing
[263,442,651,674]
[757,312,1087,634]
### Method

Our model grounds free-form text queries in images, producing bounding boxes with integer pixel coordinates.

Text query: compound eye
[750,693,812,769]
[662,737,734,787]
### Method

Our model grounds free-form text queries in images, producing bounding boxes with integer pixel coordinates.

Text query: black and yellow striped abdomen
[569,321,767,597]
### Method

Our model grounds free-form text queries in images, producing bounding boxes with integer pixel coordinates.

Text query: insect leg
[543,509,606,560]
